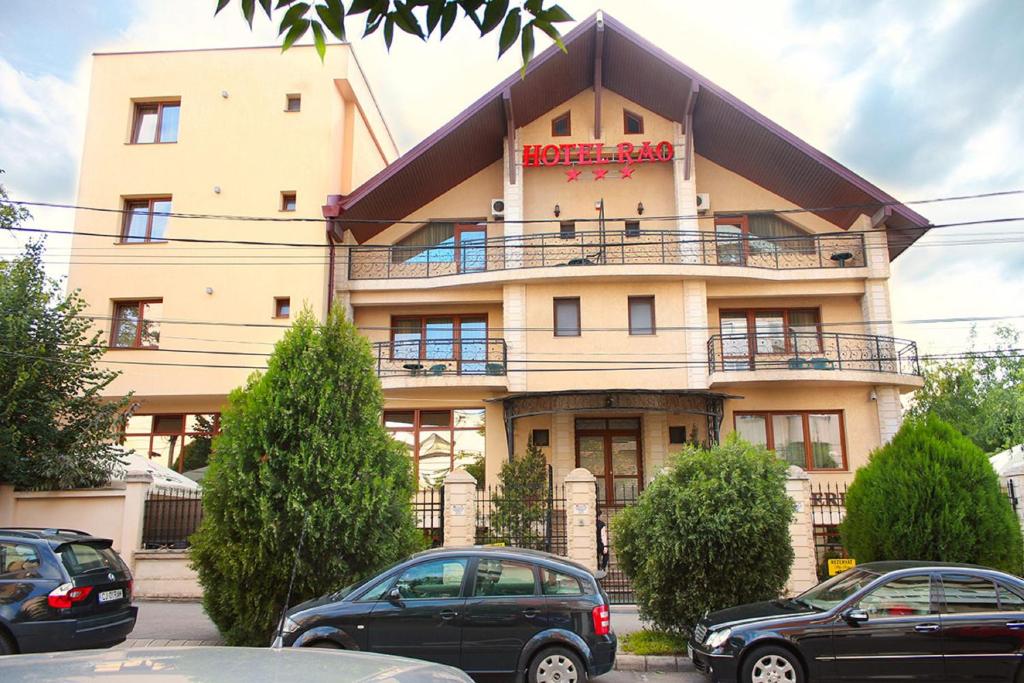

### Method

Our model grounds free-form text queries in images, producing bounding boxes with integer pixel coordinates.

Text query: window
[390,315,489,374]
[473,559,537,597]
[623,110,644,135]
[715,214,816,265]
[559,221,576,239]
[860,575,933,617]
[531,429,550,447]
[395,558,467,600]
[628,296,655,335]
[942,575,1000,614]
[669,426,687,444]
[384,409,485,488]
[624,220,640,238]
[286,94,301,112]
[390,222,488,272]
[554,297,581,337]
[357,576,395,602]
[132,101,180,143]
[733,411,846,471]
[718,308,822,362]
[58,543,124,576]
[0,543,42,579]
[551,111,571,137]
[119,412,220,472]
[122,197,171,243]
[274,297,291,319]
[111,300,163,349]
[541,568,582,596]
[281,192,297,212]
[999,584,1024,611]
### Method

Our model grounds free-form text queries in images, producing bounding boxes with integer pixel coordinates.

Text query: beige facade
[67,44,397,470]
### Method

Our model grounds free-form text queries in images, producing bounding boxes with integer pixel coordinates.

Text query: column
[1000,464,1024,540]
[785,466,819,595]
[683,279,709,389]
[503,129,524,269]
[875,385,903,445]
[672,121,700,262]
[442,468,478,548]
[551,412,575,483]
[503,284,528,392]
[120,471,153,570]
[565,468,598,572]
[642,413,668,485]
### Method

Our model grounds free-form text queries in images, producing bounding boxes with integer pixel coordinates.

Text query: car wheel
[742,646,803,683]
[0,630,16,656]
[529,647,586,683]
[307,640,341,649]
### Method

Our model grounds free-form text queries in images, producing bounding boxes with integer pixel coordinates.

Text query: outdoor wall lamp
[553,204,561,217]
[637,201,645,215]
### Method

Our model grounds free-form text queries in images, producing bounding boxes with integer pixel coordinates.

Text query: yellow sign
[828,558,856,576]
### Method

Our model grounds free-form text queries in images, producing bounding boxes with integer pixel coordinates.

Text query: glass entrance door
[575,418,642,505]
[456,225,487,273]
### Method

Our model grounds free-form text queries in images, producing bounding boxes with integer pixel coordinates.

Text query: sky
[1,0,1022,355]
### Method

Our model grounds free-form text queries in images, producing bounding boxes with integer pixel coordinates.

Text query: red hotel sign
[523,140,675,167]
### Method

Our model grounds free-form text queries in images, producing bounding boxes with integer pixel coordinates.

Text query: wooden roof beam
[683,81,700,180]
[503,88,516,184]
[593,14,605,139]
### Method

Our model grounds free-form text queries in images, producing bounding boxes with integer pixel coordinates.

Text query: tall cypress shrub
[190,308,422,645]
[841,415,1023,574]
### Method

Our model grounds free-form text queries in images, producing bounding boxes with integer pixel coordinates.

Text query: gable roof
[331,12,929,259]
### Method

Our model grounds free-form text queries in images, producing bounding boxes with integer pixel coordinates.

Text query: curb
[614,654,695,673]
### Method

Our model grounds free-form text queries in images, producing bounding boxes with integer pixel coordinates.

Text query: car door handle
[915,623,940,633]
[439,609,458,620]
[1007,621,1024,629]
[522,608,540,619]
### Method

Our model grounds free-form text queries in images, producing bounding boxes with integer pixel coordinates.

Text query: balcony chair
[485,362,505,376]
[787,357,810,370]
[427,364,446,376]
[810,357,834,370]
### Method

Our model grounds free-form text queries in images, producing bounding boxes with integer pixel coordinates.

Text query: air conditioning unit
[696,193,711,214]
[490,198,506,218]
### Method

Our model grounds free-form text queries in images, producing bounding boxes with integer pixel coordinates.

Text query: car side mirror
[387,587,402,604]
[843,608,869,625]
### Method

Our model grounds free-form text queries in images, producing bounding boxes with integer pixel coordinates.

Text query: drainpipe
[326,230,337,314]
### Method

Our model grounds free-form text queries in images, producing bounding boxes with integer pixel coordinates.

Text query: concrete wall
[133,550,201,600]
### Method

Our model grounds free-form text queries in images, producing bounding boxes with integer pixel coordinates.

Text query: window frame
[856,573,938,619]
[131,101,180,144]
[393,557,471,601]
[109,299,164,350]
[551,111,571,137]
[274,297,291,319]
[470,558,540,598]
[559,221,576,239]
[119,412,221,472]
[732,410,848,471]
[280,191,297,212]
[938,573,1002,615]
[285,94,301,112]
[628,296,656,336]
[719,307,823,356]
[553,297,582,337]
[388,314,489,367]
[121,197,172,244]
[383,408,485,486]
[624,220,641,238]
[623,109,644,135]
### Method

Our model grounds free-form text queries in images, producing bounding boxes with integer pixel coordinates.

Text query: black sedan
[278,547,616,682]
[689,561,1024,682]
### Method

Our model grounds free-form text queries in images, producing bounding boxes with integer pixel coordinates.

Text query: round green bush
[841,414,1023,574]
[613,436,795,634]
[190,308,423,645]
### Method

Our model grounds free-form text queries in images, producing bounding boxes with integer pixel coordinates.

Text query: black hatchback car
[280,547,616,682]
[0,528,137,655]
[689,561,1024,682]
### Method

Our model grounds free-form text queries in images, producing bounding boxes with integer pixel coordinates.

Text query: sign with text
[523,140,675,167]
[828,558,857,576]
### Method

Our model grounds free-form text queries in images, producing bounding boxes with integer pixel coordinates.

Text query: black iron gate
[598,481,639,604]
[810,482,848,580]
[413,487,444,547]
[475,465,567,554]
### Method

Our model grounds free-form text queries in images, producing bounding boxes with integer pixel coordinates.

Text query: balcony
[707,332,922,389]
[372,338,508,390]
[347,230,867,281]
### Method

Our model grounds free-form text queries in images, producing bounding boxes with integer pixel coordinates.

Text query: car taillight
[592,604,610,636]
[48,583,93,609]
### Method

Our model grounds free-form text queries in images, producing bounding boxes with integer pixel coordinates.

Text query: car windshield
[798,568,881,610]
[58,543,123,576]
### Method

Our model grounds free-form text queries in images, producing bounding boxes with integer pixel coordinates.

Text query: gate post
[443,469,477,548]
[785,466,818,595]
[565,468,598,572]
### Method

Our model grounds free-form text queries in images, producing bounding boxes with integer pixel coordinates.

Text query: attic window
[551,112,571,137]
[624,110,644,135]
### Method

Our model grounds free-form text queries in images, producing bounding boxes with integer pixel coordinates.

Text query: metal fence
[142,487,204,549]
[1004,480,1019,515]
[708,332,920,376]
[810,482,848,580]
[348,229,868,280]
[413,487,444,547]
[373,339,508,378]
[599,481,640,604]
[475,466,566,555]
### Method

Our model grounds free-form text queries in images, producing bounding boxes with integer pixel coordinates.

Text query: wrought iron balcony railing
[707,332,920,376]
[373,338,508,378]
[348,229,867,280]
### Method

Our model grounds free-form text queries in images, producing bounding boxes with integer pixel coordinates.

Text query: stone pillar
[551,412,574,483]
[502,129,524,269]
[443,469,478,548]
[874,384,903,445]
[565,468,598,573]
[672,122,700,263]
[0,484,15,526]
[785,467,819,595]
[683,279,709,389]
[120,471,153,570]
[503,284,528,392]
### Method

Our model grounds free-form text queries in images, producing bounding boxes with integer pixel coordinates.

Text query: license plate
[98,589,123,603]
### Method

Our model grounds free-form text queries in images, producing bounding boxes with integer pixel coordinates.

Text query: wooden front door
[574,417,643,506]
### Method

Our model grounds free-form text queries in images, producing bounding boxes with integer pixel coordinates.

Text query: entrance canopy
[490,389,740,459]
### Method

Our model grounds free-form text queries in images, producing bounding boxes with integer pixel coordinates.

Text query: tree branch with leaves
[215,0,573,71]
